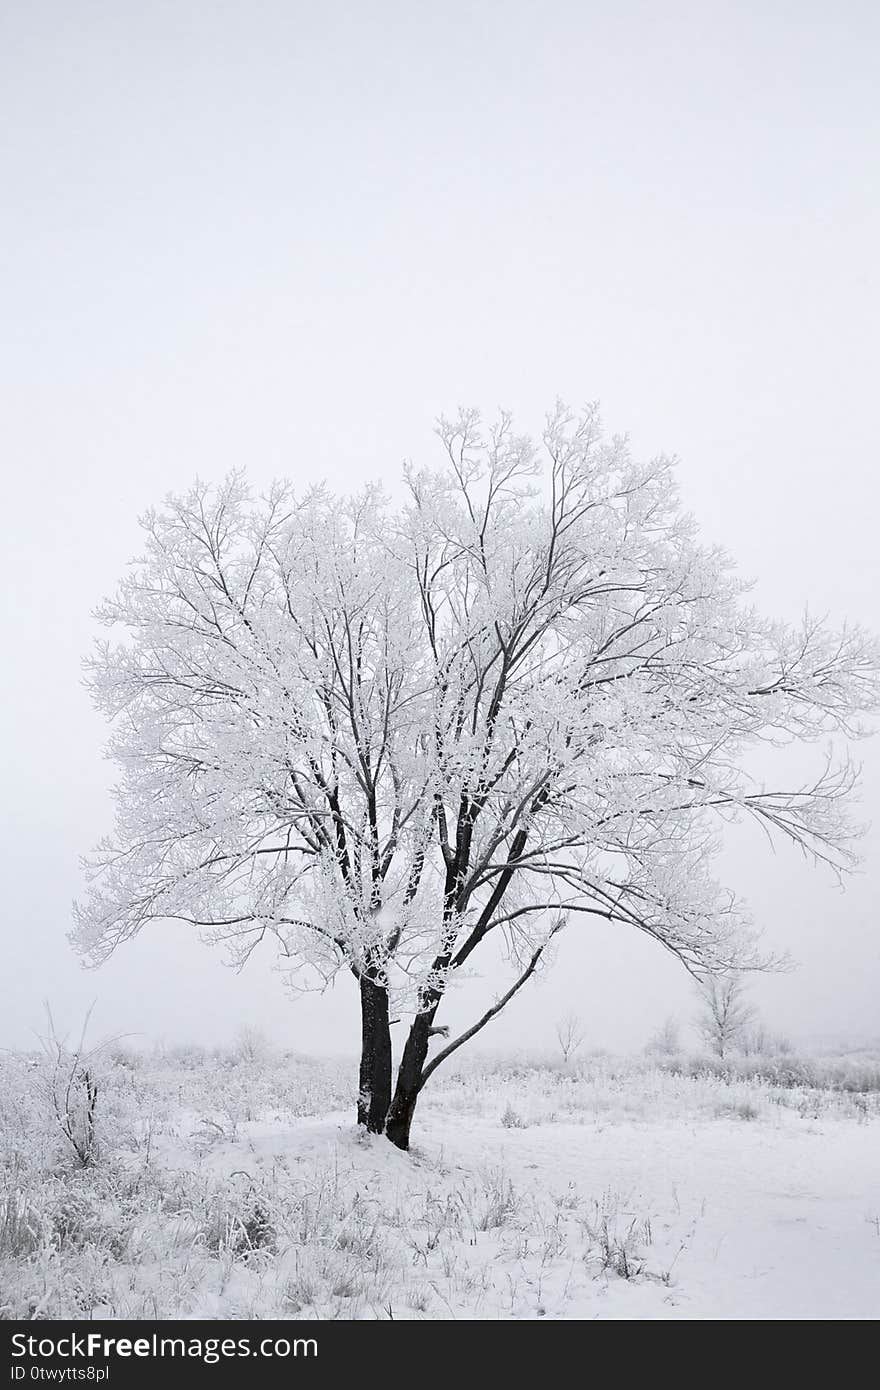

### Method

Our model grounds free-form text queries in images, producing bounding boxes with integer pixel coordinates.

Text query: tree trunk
[357,975,392,1133]
[385,1010,434,1150]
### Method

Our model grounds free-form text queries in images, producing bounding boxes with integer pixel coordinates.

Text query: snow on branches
[74,404,880,1028]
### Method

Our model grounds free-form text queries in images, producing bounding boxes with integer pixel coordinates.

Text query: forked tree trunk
[384,1010,435,1150]
[357,975,392,1132]
[383,929,560,1149]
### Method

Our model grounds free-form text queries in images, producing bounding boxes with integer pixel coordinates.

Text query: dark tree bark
[384,930,561,1149]
[356,974,392,1132]
[384,1009,434,1150]
[386,853,467,1149]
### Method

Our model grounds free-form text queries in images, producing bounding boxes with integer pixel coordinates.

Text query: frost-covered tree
[694,973,756,1059]
[555,1012,587,1064]
[73,404,880,1148]
[647,1015,681,1058]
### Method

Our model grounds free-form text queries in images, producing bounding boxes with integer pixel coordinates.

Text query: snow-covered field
[2,1048,879,1320]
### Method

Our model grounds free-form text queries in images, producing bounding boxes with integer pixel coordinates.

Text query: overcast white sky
[2,1,878,1057]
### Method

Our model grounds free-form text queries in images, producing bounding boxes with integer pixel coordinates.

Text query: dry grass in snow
[1,1046,879,1320]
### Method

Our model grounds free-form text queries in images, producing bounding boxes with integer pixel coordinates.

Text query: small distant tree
[647,1015,681,1057]
[694,974,756,1059]
[235,1024,271,1066]
[73,403,880,1149]
[555,1012,587,1064]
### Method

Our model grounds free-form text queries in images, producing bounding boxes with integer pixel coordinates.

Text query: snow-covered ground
[2,1050,878,1319]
